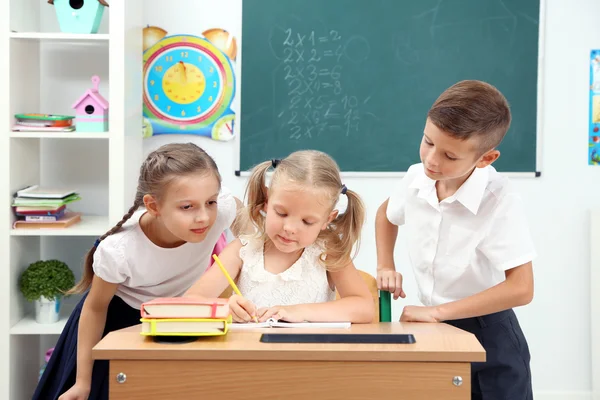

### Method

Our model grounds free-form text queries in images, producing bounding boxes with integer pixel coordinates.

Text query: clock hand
[178,61,187,85]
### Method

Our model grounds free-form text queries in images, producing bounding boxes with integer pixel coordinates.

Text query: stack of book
[140,297,232,337]
[12,113,75,133]
[12,186,82,229]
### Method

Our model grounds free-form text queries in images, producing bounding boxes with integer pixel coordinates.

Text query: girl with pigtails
[186,150,374,324]
[34,143,240,400]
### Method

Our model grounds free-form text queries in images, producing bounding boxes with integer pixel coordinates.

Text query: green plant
[19,260,75,302]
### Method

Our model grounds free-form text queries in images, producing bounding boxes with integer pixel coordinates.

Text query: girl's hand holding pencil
[212,254,259,323]
[228,294,259,323]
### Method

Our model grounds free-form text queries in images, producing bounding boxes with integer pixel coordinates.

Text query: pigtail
[241,160,273,236]
[320,188,366,270]
[66,200,141,295]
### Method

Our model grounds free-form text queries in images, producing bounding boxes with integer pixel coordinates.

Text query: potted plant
[19,260,75,324]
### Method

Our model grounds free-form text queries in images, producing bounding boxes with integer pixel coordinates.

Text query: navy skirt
[32,293,140,400]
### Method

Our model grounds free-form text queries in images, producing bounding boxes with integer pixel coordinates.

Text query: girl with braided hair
[34,142,240,400]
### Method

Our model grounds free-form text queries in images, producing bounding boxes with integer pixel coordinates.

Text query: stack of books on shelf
[140,297,232,337]
[12,186,82,229]
[12,114,75,133]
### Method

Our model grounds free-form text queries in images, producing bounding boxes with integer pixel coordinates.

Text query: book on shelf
[12,113,74,132]
[11,186,81,229]
[13,212,81,229]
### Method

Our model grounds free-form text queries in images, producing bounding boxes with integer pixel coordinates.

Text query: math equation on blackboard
[272,27,377,140]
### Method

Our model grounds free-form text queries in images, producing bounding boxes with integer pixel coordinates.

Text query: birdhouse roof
[48,0,109,5]
[73,90,108,110]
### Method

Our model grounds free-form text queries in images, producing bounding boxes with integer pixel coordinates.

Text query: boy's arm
[402,261,534,322]
[375,199,405,299]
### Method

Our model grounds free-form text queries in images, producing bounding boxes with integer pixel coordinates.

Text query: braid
[66,200,141,295]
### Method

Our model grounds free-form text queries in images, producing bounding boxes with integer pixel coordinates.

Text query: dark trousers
[445,309,533,400]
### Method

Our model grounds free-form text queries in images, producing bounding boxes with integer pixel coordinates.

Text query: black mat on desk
[260,333,416,344]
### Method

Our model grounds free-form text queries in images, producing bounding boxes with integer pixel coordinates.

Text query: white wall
[33,0,596,397]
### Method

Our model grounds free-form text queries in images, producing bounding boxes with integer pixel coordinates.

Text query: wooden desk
[93,322,485,400]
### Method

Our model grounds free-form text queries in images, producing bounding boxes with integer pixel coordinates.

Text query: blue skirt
[32,293,140,400]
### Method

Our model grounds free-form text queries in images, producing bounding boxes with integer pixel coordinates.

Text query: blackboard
[240,0,540,173]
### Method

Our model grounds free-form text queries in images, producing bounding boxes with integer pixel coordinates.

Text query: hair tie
[271,159,281,169]
[94,238,100,248]
[341,184,348,195]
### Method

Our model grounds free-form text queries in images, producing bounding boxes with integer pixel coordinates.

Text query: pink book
[140,297,229,319]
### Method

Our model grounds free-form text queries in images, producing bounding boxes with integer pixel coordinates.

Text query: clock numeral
[181,110,186,117]
[208,96,213,102]
[165,55,173,62]
[198,56,202,62]
[167,105,171,111]
[154,94,159,101]
[181,51,189,58]
[197,106,202,113]
[213,81,217,88]
[155,66,163,73]
[209,66,214,73]
[150,80,155,86]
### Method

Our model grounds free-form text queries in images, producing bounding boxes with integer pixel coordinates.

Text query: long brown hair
[67,142,221,294]
[239,150,365,270]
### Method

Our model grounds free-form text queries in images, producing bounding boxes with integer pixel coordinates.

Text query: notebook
[228,318,351,330]
[140,297,229,319]
[16,185,77,199]
[140,316,232,336]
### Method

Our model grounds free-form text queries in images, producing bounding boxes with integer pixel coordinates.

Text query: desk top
[93,323,485,363]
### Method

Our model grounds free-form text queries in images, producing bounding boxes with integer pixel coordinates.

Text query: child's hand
[257,305,305,323]
[228,295,258,323]
[399,305,440,323]
[377,269,406,300]
[58,382,90,400]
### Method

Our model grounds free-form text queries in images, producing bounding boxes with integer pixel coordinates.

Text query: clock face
[143,35,235,132]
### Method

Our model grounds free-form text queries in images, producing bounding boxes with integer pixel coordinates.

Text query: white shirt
[92,187,237,309]
[386,163,536,307]
[236,237,336,309]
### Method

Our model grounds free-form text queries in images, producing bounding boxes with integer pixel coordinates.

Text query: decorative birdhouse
[48,0,109,34]
[72,76,109,132]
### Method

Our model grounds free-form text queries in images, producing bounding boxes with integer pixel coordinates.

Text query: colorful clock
[143,34,236,139]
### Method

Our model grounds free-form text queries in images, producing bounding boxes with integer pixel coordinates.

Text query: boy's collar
[410,165,489,214]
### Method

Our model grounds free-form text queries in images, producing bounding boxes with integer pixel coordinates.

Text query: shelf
[10,215,109,237]
[10,131,109,139]
[9,32,109,41]
[10,313,70,335]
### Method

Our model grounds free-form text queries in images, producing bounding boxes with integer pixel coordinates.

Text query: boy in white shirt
[376,80,535,399]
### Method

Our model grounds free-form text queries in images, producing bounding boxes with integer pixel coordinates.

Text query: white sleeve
[92,242,129,284]
[386,164,419,226]
[214,186,237,233]
[478,193,537,272]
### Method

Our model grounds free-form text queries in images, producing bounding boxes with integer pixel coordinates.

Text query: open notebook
[229,318,351,330]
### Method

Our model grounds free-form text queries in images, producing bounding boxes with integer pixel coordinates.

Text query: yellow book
[140,315,232,337]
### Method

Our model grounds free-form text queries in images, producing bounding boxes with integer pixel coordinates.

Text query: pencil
[212,254,259,323]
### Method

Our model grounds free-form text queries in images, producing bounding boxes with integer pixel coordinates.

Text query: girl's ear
[322,210,338,230]
[144,194,160,216]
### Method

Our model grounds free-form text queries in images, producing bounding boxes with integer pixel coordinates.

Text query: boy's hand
[377,268,406,300]
[228,295,258,323]
[400,305,441,323]
[257,305,305,323]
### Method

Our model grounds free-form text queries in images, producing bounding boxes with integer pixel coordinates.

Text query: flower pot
[35,296,62,324]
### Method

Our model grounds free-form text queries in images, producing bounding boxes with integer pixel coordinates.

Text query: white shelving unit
[0,1,144,398]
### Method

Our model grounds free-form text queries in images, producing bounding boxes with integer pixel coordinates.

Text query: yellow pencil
[212,254,259,323]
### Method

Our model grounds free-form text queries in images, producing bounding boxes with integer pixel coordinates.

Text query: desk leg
[110,360,470,399]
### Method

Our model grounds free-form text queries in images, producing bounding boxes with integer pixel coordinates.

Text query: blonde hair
[238,150,365,270]
[68,142,221,294]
